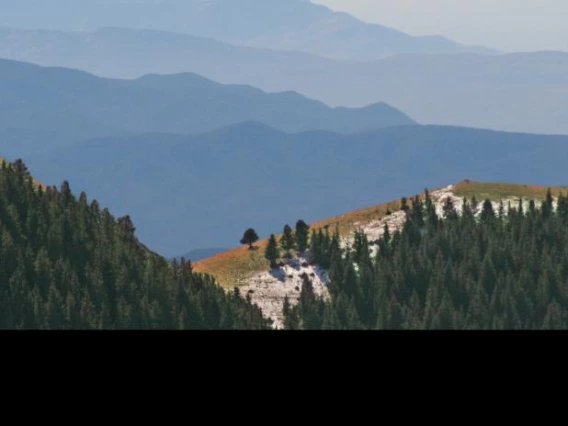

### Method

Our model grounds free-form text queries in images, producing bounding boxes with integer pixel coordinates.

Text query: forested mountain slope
[0,159,270,329]
[196,181,568,329]
[286,185,568,329]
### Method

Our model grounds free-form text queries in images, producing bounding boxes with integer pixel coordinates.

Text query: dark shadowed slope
[0,58,414,157]
[24,123,568,257]
[0,0,495,60]
[1,29,567,134]
[0,157,271,329]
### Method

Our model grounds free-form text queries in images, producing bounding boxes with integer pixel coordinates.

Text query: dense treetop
[0,159,271,329]
[286,190,568,329]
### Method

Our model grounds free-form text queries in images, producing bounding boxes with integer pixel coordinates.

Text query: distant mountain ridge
[0,0,496,60]
[24,122,568,257]
[1,28,567,134]
[0,57,414,157]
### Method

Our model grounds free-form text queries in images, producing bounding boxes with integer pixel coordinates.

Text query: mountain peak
[0,0,495,60]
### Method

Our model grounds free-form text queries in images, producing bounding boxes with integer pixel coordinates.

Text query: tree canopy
[286,190,568,330]
[264,234,280,269]
[295,220,310,252]
[0,160,271,329]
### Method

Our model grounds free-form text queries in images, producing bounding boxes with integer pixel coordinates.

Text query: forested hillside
[0,159,271,329]
[27,123,568,256]
[285,190,568,329]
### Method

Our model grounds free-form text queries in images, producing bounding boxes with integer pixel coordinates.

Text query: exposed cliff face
[236,256,330,329]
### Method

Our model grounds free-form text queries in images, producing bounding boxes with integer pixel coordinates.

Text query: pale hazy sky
[313,0,568,52]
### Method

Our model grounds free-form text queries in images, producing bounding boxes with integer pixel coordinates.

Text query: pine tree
[557,193,568,223]
[541,189,554,219]
[353,230,371,266]
[264,234,280,268]
[442,196,458,220]
[470,196,480,216]
[400,197,409,213]
[296,220,310,253]
[280,224,296,256]
[480,199,495,223]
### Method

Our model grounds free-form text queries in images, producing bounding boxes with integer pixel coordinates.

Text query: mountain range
[25,122,568,257]
[1,28,567,134]
[0,0,495,60]
[0,58,413,157]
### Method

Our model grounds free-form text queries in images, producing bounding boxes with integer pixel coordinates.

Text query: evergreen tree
[280,224,296,256]
[400,197,409,213]
[442,197,458,220]
[287,187,568,330]
[542,189,554,219]
[0,160,271,330]
[480,199,495,223]
[264,234,280,268]
[557,193,568,223]
[471,196,479,216]
[296,220,310,252]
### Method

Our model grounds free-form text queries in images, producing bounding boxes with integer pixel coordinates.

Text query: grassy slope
[195,180,568,288]
[194,191,409,288]
[454,180,568,201]
[194,198,403,287]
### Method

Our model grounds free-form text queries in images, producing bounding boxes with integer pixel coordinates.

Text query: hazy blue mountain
[1,29,567,134]
[173,248,229,262]
[0,58,414,157]
[24,123,568,257]
[0,0,495,60]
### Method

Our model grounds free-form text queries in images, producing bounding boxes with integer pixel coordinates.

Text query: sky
[313,0,568,53]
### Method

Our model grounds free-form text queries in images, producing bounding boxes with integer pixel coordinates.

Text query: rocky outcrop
[238,256,330,329]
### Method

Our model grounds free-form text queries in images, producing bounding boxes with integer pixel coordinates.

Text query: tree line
[239,220,310,266]
[284,190,568,329]
[0,160,272,329]
[263,220,310,267]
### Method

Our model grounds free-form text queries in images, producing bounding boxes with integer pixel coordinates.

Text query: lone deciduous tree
[240,228,259,250]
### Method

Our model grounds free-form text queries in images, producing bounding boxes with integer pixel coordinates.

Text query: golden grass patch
[454,180,568,201]
[194,240,271,288]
